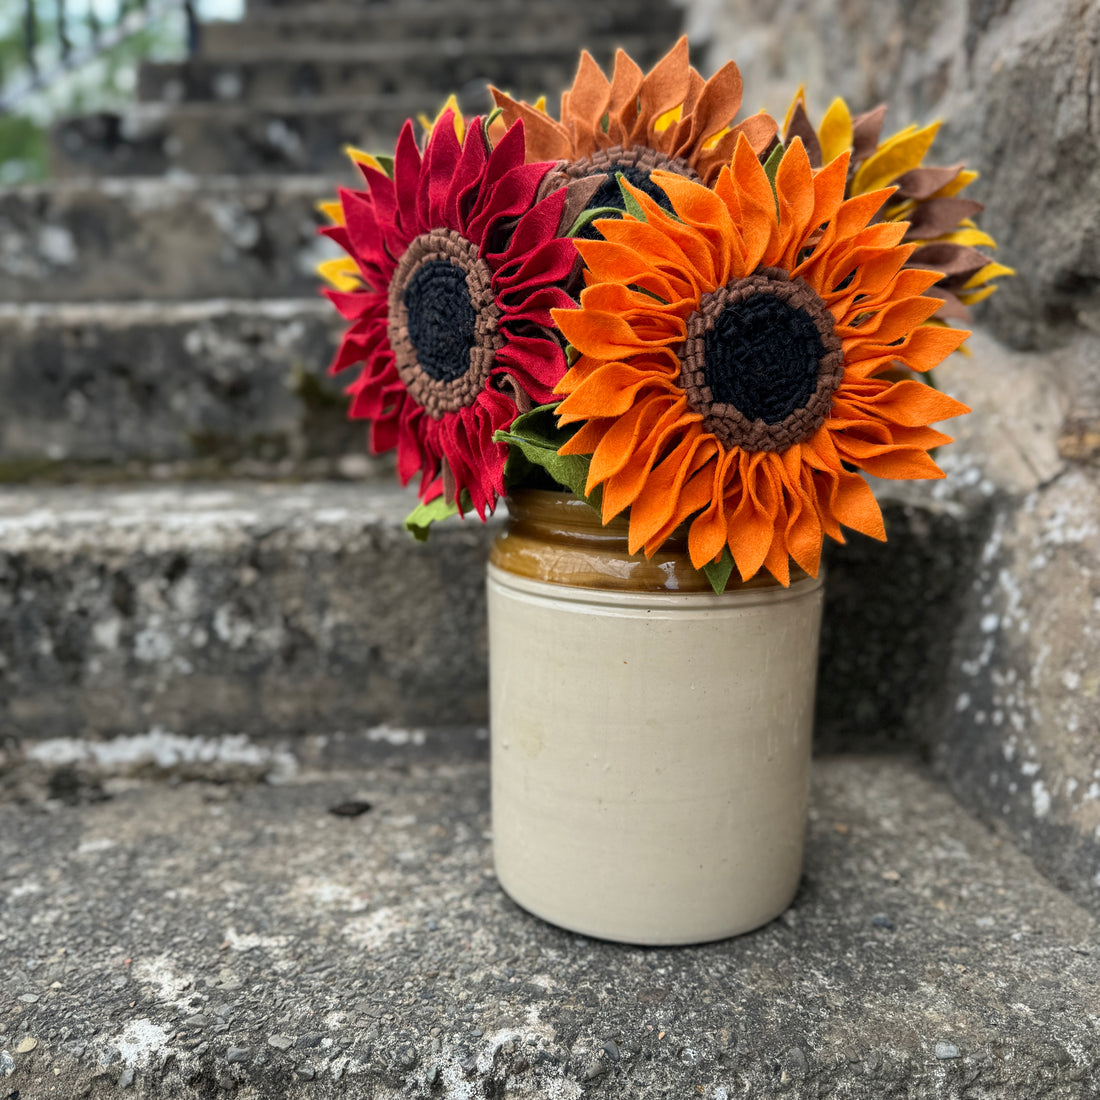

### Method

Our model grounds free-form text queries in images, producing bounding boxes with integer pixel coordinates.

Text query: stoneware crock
[486,489,824,945]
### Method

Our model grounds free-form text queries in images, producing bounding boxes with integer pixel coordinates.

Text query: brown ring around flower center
[387,229,504,420]
[676,268,844,453]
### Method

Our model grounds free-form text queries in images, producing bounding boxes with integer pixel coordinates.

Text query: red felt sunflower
[552,136,971,586]
[319,111,579,517]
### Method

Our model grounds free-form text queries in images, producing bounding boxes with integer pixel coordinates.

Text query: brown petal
[490,87,574,160]
[567,50,613,131]
[675,61,744,154]
[909,242,990,282]
[892,163,967,200]
[782,99,822,168]
[902,197,985,240]
[607,49,644,143]
[851,104,887,164]
[637,36,693,131]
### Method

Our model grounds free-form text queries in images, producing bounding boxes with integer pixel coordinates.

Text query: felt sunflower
[552,136,971,586]
[319,111,580,517]
[490,37,777,230]
[783,90,1012,317]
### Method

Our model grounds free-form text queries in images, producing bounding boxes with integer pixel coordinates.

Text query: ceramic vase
[486,490,825,945]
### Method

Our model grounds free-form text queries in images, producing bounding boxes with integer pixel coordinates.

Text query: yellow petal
[852,121,940,194]
[418,94,465,142]
[316,199,344,225]
[931,227,997,249]
[957,284,998,305]
[344,145,383,172]
[654,105,683,132]
[818,97,853,164]
[317,257,360,292]
[962,261,1015,289]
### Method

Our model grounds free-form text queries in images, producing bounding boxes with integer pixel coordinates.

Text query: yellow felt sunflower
[782,89,1012,318]
[551,137,970,586]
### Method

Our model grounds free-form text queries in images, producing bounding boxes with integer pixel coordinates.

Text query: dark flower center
[557,145,699,240]
[387,230,504,419]
[403,261,477,384]
[677,269,844,452]
[585,163,677,221]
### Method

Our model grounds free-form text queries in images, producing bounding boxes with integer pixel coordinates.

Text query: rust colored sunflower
[551,136,971,586]
[782,90,1012,317]
[490,37,777,228]
[319,111,580,518]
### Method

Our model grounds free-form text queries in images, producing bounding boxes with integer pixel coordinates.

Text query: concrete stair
[136,38,656,104]
[1,751,1097,1098]
[5,1,1100,1073]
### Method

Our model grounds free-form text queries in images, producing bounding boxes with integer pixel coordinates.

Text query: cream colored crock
[486,491,825,945]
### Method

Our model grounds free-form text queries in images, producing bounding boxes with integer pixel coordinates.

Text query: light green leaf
[617,172,646,221]
[404,495,459,542]
[702,548,735,595]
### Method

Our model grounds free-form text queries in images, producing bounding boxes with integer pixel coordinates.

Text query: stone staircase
[2,2,1099,1096]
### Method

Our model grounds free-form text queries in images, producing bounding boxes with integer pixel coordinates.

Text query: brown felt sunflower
[782,89,1012,318]
[490,37,778,231]
[551,137,971,586]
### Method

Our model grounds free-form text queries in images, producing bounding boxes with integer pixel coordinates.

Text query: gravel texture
[1,749,1097,1099]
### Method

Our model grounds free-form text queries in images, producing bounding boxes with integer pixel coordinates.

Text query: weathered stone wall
[688,0,1100,905]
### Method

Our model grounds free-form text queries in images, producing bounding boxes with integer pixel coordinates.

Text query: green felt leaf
[374,154,395,178]
[702,548,735,595]
[567,205,624,238]
[404,495,459,542]
[494,403,600,507]
[617,173,647,222]
[763,142,784,216]
[483,107,504,134]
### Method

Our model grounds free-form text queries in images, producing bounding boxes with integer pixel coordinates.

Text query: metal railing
[1,0,200,113]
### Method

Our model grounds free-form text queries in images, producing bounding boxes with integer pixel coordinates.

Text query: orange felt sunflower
[551,136,971,586]
[490,37,777,229]
[782,90,1012,318]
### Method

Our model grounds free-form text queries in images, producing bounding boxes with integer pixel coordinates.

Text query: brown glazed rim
[491,490,807,593]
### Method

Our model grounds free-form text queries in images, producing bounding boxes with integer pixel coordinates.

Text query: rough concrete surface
[0,178,343,303]
[0,301,368,474]
[0,483,492,743]
[1,751,1097,1099]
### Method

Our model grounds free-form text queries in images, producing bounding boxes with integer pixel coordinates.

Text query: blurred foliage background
[0,0,242,184]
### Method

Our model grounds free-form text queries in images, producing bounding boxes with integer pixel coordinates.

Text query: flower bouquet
[318,39,1007,943]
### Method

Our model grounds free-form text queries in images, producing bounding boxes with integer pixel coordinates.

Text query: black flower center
[387,230,504,419]
[677,269,844,453]
[557,145,700,241]
[585,163,676,220]
[704,294,827,425]
[403,260,478,384]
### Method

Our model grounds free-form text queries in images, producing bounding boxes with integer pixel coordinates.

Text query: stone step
[137,37,655,105]
[0,752,1096,1097]
[0,300,375,477]
[0,479,981,756]
[202,1,681,55]
[49,95,443,178]
[0,177,347,303]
